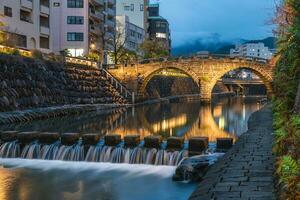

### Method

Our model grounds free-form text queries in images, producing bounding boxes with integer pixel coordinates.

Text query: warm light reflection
[218,117,225,130]
[213,105,222,117]
[151,114,187,133]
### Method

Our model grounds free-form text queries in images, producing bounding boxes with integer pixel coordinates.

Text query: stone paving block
[213,191,241,198]
[249,177,273,182]
[189,106,276,200]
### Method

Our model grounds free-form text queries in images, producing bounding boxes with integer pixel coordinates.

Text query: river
[0,96,264,200]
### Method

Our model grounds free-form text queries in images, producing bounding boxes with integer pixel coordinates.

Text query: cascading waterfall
[0,141,20,158]
[40,141,61,160]
[84,145,188,166]
[55,142,84,161]
[0,140,188,166]
[21,141,41,159]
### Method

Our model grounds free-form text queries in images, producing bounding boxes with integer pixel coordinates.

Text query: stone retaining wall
[0,54,126,112]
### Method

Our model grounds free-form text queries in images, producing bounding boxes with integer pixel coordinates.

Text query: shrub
[31,49,43,60]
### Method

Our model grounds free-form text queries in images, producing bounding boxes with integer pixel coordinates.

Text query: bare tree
[107,20,128,65]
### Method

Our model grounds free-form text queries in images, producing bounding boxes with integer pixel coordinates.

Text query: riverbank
[189,104,276,200]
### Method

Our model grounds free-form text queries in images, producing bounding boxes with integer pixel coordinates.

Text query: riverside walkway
[189,105,276,200]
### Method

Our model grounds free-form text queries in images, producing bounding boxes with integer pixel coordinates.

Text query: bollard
[144,136,162,149]
[82,133,101,145]
[216,138,233,151]
[17,131,39,144]
[61,133,80,145]
[188,137,209,156]
[38,132,60,144]
[166,137,184,151]
[104,134,121,146]
[124,135,140,148]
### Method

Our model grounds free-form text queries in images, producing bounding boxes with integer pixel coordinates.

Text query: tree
[0,14,7,45]
[107,21,128,65]
[139,39,169,59]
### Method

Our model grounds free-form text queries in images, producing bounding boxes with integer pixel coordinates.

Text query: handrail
[100,67,132,100]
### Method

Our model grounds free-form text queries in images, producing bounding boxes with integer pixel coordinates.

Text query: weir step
[188,137,209,156]
[17,132,39,144]
[0,131,19,142]
[82,133,101,145]
[104,134,121,146]
[124,135,140,148]
[61,133,80,145]
[167,137,184,151]
[144,136,162,149]
[38,132,60,144]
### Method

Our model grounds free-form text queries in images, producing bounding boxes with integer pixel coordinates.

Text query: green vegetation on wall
[273,0,300,199]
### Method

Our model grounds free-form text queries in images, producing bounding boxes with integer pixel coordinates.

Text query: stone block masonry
[0,54,126,112]
[189,105,276,200]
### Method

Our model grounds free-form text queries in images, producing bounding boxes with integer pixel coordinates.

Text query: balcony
[107,0,115,6]
[21,0,33,10]
[104,31,114,40]
[106,8,115,18]
[106,19,115,29]
[40,26,50,35]
[90,0,104,6]
[89,25,101,35]
[40,5,50,15]
[89,11,104,21]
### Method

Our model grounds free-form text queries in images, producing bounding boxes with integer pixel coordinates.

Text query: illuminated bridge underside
[109,57,276,101]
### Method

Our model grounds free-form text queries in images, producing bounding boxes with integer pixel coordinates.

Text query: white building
[230,42,273,60]
[0,0,52,53]
[116,0,148,32]
[1,0,116,58]
[51,0,115,57]
[116,15,144,54]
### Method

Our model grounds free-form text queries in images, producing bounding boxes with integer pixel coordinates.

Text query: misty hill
[172,37,277,56]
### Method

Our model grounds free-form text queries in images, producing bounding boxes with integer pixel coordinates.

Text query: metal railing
[100,67,133,102]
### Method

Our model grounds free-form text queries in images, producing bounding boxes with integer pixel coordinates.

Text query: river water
[0,97,264,200]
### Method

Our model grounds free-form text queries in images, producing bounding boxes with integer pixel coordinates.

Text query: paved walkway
[189,105,276,200]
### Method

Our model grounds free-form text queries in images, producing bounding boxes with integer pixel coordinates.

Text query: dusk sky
[150,0,277,47]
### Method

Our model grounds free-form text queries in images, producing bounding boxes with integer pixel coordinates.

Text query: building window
[156,22,166,28]
[40,36,49,49]
[67,16,84,24]
[4,6,12,17]
[67,0,83,8]
[156,32,167,39]
[20,10,32,23]
[67,32,84,41]
[140,4,144,11]
[40,16,49,27]
[130,4,134,11]
[124,5,130,11]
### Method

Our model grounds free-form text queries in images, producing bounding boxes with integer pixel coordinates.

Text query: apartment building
[116,15,144,53]
[52,0,116,57]
[148,3,171,54]
[1,0,116,58]
[230,42,273,60]
[116,0,149,32]
[0,0,52,53]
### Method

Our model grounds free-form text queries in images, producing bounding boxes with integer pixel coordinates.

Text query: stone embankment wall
[0,54,125,112]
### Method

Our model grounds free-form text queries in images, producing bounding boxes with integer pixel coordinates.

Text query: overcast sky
[150,0,277,47]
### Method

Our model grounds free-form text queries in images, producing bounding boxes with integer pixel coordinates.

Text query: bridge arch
[139,66,200,97]
[202,64,274,100]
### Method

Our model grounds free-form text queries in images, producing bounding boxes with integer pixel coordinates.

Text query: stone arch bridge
[108,56,276,101]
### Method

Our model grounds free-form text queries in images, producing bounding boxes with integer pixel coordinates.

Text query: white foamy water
[0,158,195,200]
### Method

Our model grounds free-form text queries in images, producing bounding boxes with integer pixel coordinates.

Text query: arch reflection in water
[0,97,263,143]
[112,97,263,142]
